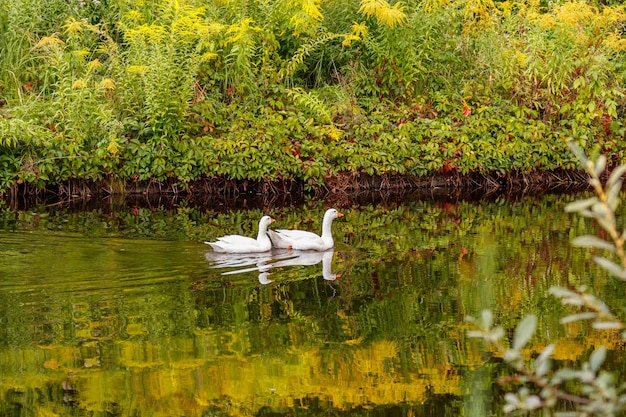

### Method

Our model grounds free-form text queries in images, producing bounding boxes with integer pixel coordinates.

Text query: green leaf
[570,235,615,252]
[588,346,606,373]
[481,309,493,328]
[555,368,580,381]
[606,180,622,211]
[566,140,588,165]
[564,197,598,213]
[513,314,537,351]
[592,321,623,330]
[606,164,626,190]
[534,344,554,377]
[594,155,606,176]
[593,256,626,279]
[560,312,597,324]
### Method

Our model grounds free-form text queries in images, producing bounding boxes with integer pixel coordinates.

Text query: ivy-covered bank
[1,0,625,195]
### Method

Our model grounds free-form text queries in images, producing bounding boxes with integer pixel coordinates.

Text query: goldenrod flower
[342,34,360,47]
[35,34,65,50]
[87,59,103,70]
[358,0,407,28]
[100,78,115,90]
[74,49,90,60]
[72,79,86,89]
[63,17,85,34]
[351,21,368,38]
[107,139,120,155]
[124,10,143,22]
[126,65,147,73]
[325,125,343,141]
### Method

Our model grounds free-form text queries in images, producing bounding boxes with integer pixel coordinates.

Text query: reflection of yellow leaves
[43,358,60,370]
[83,357,101,368]
[345,336,364,346]
[353,340,398,374]
[585,330,623,351]
[552,341,586,361]
[125,321,144,335]
[35,409,60,417]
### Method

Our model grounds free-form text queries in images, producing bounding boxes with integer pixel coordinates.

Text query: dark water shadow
[2,182,591,214]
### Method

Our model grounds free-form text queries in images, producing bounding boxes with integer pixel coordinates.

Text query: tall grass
[1,0,626,191]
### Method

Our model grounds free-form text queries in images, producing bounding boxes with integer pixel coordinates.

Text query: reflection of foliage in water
[0,195,623,415]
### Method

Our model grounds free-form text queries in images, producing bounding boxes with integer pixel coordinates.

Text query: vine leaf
[513,314,537,351]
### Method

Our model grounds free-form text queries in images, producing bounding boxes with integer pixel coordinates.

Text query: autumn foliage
[0,0,625,192]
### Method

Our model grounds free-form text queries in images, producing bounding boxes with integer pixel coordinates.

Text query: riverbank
[3,168,591,208]
[1,0,624,199]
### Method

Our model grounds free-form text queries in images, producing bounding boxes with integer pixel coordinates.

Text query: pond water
[0,191,623,416]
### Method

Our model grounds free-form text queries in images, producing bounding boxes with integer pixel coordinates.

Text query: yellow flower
[604,33,626,52]
[106,139,120,155]
[342,34,360,47]
[324,125,343,141]
[422,0,450,13]
[63,17,85,34]
[87,59,103,70]
[301,0,323,21]
[126,24,167,43]
[100,78,115,90]
[514,51,527,67]
[126,65,147,73]
[35,34,65,50]
[358,0,407,28]
[74,49,90,60]
[199,52,218,61]
[124,10,143,22]
[352,21,368,38]
[72,79,86,89]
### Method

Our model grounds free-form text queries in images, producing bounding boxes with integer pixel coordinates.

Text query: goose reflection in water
[205,249,340,283]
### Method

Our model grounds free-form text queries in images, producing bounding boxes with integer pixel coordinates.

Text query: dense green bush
[0,0,625,193]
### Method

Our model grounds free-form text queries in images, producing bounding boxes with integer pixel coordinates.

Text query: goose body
[205,216,275,253]
[268,209,343,251]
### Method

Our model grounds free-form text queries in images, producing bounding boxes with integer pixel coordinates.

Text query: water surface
[0,192,622,416]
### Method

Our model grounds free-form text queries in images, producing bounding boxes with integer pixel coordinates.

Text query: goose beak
[337,211,344,218]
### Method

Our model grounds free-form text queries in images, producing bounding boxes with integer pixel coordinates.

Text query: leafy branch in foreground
[467,140,626,416]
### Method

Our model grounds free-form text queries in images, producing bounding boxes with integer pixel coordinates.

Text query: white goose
[204,215,275,253]
[268,208,343,251]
